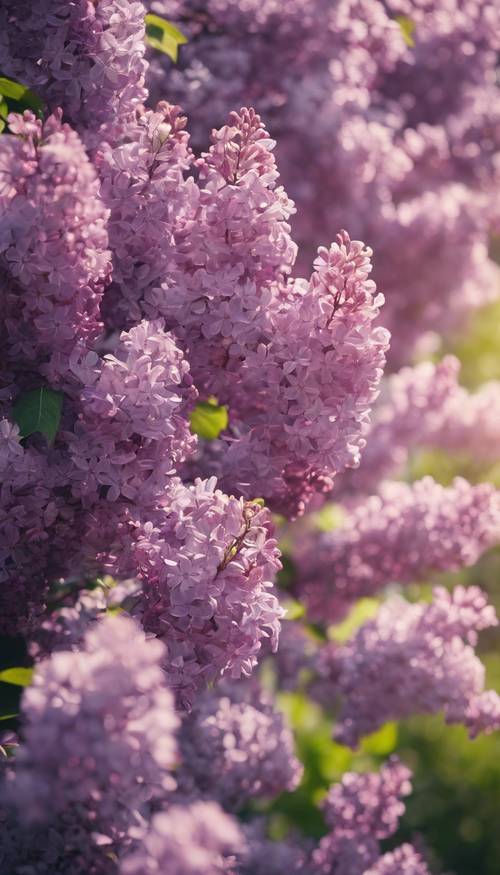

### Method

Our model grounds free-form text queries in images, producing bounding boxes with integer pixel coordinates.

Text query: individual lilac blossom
[327,586,500,747]
[68,319,197,506]
[6,615,179,851]
[112,477,283,707]
[120,801,242,875]
[175,680,303,809]
[0,110,111,390]
[0,0,148,145]
[312,758,413,875]
[298,477,500,623]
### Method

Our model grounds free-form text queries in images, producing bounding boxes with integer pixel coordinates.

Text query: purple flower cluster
[175,680,303,808]
[319,586,500,747]
[120,801,242,875]
[0,110,111,390]
[336,355,500,499]
[312,759,429,874]
[123,479,283,706]
[151,0,500,366]
[1,3,499,873]
[0,0,147,146]
[299,478,500,622]
[2,614,179,870]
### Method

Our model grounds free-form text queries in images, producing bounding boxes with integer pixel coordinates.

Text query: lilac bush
[0,1,499,873]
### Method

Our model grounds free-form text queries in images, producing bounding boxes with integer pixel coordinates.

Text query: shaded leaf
[13,386,63,445]
[0,667,33,687]
[190,398,228,440]
[0,76,44,115]
[145,14,188,62]
[395,15,416,48]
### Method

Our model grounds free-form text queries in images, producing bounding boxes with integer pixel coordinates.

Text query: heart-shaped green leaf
[12,386,63,445]
[190,399,228,441]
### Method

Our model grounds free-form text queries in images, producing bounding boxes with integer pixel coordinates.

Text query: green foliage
[396,713,500,875]
[445,296,500,388]
[0,667,33,687]
[144,14,188,62]
[328,598,379,643]
[0,75,44,129]
[190,398,228,440]
[13,386,63,445]
[395,15,416,48]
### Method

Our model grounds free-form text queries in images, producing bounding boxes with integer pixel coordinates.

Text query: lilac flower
[120,801,242,875]
[0,0,148,145]
[98,101,196,329]
[68,319,197,506]
[4,615,178,865]
[115,478,283,707]
[298,478,500,623]
[327,586,500,746]
[312,758,414,874]
[214,230,389,516]
[364,844,431,874]
[0,419,76,633]
[175,680,303,809]
[0,111,111,389]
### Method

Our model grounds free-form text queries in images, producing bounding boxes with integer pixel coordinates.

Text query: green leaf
[0,667,33,687]
[13,386,63,445]
[0,713,19,722]
[145,14,188,62]
[360,722,398,755]
[328,597,379,643]
[190,398,228,440]
[282,597,305,621]
[395,15,415,48]
[0,76,44,114]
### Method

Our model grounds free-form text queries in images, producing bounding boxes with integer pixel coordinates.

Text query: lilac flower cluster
[121,479,283,706]
[298,478,500,622]
[0,0,148,146]
[1,615,179,870]
[120,801,242,875]
[0,110,111,390]
[312,759,429,874]
[175,680,303,809]
[151,0,500,366]
[109,102,389,515]
[1,2,500,873]
[336,355,500,499]
[316,586,500,747]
